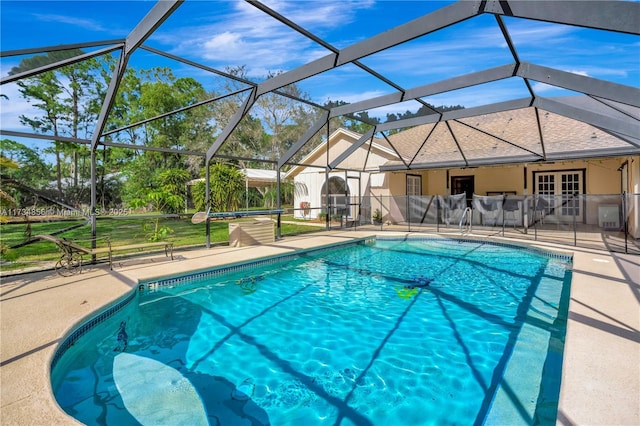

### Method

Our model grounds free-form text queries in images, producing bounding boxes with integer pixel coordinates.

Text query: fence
[299,193,639,255]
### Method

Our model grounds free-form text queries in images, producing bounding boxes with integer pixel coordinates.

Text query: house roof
[188,168,284,187]
[374,97,639,171]
[289,96,639,174]
[285,128,399,179]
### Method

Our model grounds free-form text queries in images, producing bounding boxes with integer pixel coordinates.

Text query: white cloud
[530,82,557,94]
[32,13,110,33]
[0,83,37,131]
[503,20,575,47]
[202,32,245,59]
[263,0,375,30]
[154,0,376,78]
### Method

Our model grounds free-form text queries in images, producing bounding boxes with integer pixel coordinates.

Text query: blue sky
[1,0,639,135]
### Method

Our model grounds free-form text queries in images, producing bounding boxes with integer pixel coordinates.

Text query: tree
[128,168,190,241]
[0,155,19,215]
[118,70,213,206]
[191,163,245,212]
[0,139,51,196]
[9,49,108,205]
[254,71,318,164]
[323,100,379,134]
[212,66,267,169]
[0,155,19,260]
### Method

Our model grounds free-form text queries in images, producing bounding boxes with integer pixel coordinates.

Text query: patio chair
[532,196,549,225]
[503,198,520,227]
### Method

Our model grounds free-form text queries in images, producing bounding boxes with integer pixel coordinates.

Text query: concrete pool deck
[1,231,638,425]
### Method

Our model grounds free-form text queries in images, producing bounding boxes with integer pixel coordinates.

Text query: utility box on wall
[598,204,620,229]
[229,220,275,247]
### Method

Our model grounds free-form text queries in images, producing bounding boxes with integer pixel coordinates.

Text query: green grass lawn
[0,215,322,266]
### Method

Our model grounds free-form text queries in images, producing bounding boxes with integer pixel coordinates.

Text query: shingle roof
[372,97,639,171]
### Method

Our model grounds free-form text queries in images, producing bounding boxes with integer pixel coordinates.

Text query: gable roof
[285,128,399,178]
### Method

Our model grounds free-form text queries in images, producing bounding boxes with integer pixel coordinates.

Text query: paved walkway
[1,231,638,425]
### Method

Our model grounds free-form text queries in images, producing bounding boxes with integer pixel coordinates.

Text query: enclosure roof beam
[591,97,640,121]
[518,63,640,107]
[378,144,640,172]
[447,121,468,167]
[328,128,376,170]
[123,1,183,56]
[373,98,532,133]
[534,108,548,161]
[0,39,126,58]
[102,88,252,137]
[0,130,91,145]
[381,133,410,169]
[328,60,640,126]
[0,128,209,156]
[248,0,415,99]
[278,110,329,169]
[140,45,257,86]
[544,147,640,160]
[336,1,481,67]
[330,64,517,118]
[453,119,543,158]
[256,1,481,97]
[140,45,327,112]
[91,0,183,151]
[206,87,257,162]
[388,150,640,171]
[1,45,122,85]
[533,97,640,139]
[487,0,640,35]
[103,141,203,157]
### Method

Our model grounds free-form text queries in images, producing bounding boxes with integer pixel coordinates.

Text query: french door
[534,170,584,223]
[407,174,423,223]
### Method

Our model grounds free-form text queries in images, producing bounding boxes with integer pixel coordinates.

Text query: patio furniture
[532,196,549,225]
[439,193,467,226]
[503,198,520,227]
[34,234,173,276]
[473,194,504,226]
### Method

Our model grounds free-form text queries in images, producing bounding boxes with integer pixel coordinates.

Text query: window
[407,174,422,196]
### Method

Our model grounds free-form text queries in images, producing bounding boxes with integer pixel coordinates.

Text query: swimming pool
[51,237,572,425]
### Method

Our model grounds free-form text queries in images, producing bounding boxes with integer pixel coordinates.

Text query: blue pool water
[51,238,571,425]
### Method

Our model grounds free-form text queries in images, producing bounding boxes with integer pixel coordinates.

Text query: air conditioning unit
[598,204,620,229]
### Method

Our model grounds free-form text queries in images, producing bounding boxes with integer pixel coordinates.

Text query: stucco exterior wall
[527,158,623,194]
[290,126,637,234]
[628,156,640,238]
[445,165,524,195]
[414,158,626,196]
[291,130,394,220]
[294,169,383,220]
[368,157,635,228]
